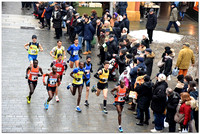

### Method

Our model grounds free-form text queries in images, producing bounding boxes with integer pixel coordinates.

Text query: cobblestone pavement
[2,2,198,133]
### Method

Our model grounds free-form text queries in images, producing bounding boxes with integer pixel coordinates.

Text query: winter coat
[146,13,157,30]
[135,81,153,110]
[119,33,127,43]
[179,2,188,12]
[189,90,198,100]
[179,102,191,125]
[113,22,121,40]
[123,14,130,33]
[52,10,62,28]
[116,54,126,74]
[151,81,168,113]
[176,46,195,69]
[84,20,95,41]
[91,17,97,34]
[97,22,103,37]
[119,21,125,32]
[74,20,84,37]
[130,62,147,85]
[163,56,173,77]
[38,3,45,16]
[129,45,138,56]
[144,52,155,77]
[141,38,150,48]
[106,39,118,57]
[174,81,184,94]
[45,6,54,19]
[63,9,73,22]
[117,2,128,15]
[169,7,178,21]
[166,92,180,124]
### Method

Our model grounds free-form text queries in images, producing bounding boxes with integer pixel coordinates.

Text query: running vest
[54,46,64,60]
[28,42,39,55]
[99,69,109,84]
[54,60,65,75]
[47,72,58,87]
[72,68,84,85]
[28,65,39,81]
[115,86,126,102]
[84,62,91,79]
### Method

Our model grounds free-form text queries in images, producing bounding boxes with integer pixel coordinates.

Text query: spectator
[135,75,153,126]
[165,88,180,132]
[112,21,121,41]
[63,5,73,36]
[183,75,193,92]
[102,20,113,32]
[146,9,157,44]
[119,27,128,43]
[83,16,95,55]
[166,3,179,33]
[52,5,62,39]
[123,13,130,33]
[44,3,54,30]
[141,35,150,48]
[74,13,84,49]
[150,74,168,133]
[125,54,133,67]
[163,50,173,78]
[96,19,103,43]
[144,48,155,77]
[105,34,118,61]
[115,49,126,75]
[129,43,140,56]
[179,92,192,132]
[98,29,106,65]
[117,2,128,16]
[118,15,125,32]
[38,2,45,29]
[179,2,189,21]
[174,75,185,94]
[176,43,195,76]
[110,12,119,27]
[90,11,97,34]
[101,9,111,23]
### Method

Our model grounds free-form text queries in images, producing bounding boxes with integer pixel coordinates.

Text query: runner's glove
[113,94,117,98]
[25,74,28,79]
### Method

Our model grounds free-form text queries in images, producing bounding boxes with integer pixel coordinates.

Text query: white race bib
[49,78,57,85]
[118,96,124,102]
[57,67,62,72]
[31,50,36,54]
[73,50,78,55]
[32,75,38,80]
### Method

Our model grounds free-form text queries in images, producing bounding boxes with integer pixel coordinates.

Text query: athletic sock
[77,106,79,108]
[103,100,107,108]
[119,125,121,128]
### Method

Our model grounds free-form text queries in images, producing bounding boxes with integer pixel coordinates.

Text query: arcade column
[126,2,140,21]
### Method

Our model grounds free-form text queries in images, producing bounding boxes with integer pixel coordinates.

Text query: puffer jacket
[113,21,121,40]
[176,46,195,69]
[84,20,95,41]
[179,101,191,125]
[144,52,155,77]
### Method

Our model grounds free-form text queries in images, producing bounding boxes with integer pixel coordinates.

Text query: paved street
[2,2,198,133]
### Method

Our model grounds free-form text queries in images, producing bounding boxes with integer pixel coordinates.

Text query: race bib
[118,96,124,102]
[57,67,62,72]
[76,78,82,83]
[85,70,90,74]
[73,50,78,55]
[32,75,38,80]
[31,49,37,54]
[49,78,57,86]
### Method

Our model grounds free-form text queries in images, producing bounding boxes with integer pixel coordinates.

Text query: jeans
[154,112,165,130]
[62,20,66,28]
[78,36,83,49]
[179,12,185,19]
[86,40,91,52]
[166,21,179,32]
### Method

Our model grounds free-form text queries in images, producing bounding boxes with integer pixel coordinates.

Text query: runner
[43,66,60,110]
[66,61,88,112]
[25,60,43,104]
[67,38,82,68]
[24,35,43,65]
[50,40,67,60]
[50,54,68,102]
[91,61,110,114]
[83,55,93,106]
[110,80,129,133]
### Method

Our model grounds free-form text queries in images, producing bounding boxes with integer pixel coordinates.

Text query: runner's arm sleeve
[50,62,54,67]
[64,65,68,71]
[78,50,82,59]
[90,63,93,73]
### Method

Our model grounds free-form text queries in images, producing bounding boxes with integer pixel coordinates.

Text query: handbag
[174,103,185,124]
[157,59,164,68]
[172,67,179,76]
[176,21,181,27]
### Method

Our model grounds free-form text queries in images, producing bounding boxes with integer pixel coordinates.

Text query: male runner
[25,60,43,104]
[24,35,43,65]
[111,80,129,132]
[66,61,88,112]
[91,61,110,114]
[43,66,60,110]
[50,54,67,102]
[83,55,93,106]
[67,38,82,68]
[50,40,67,60]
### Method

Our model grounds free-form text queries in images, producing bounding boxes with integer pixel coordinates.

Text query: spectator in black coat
[125,54,133,67]
[115,49,126,74]
[119,27,128,43]
[38,2,45,28]
[151,74,168,132]
[144,48,155,77]
[119,15,125,32]
[45,4,54,30]
[183,75,193,92]
[96,19,103,43]
[106,34,118,61]
[52,5,62,39]
[165,88,180,132]
[141,35,150,48]
[136,75,153,126]
[74,13,84,49]
[63,5,73,35]
[163,50,173,77]
[146,9,157,44]
[123,13,130,33]
[174,75,185,94]
[124,39,131,51]
[113,21,121,41]
[117,2,128,15]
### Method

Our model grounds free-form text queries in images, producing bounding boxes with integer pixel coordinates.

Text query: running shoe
[103,108,108,114]
[44,100,49,110]
[56,96,59,102]
[119,127,123,133]
[67,83,72,90]
[26,96,31,104]
[76,107,82,112]
[84,100,89,106]
[91,85,97,93]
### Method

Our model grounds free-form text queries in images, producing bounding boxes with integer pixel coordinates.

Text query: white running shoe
[56,96,59,102]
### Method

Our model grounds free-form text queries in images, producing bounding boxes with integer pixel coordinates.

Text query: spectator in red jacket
[179,92,192,131]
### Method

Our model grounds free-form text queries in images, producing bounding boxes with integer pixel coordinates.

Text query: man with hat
[146,8,157,44]
[176,42,195,76]
[166,3,179,33]
[144,48,155,77]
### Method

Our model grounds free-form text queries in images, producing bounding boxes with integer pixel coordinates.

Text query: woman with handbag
[178,92,192,132]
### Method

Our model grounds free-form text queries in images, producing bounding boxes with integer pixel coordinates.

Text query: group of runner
[24,35,129,132]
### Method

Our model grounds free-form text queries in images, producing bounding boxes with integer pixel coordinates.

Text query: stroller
[108,58,118,82]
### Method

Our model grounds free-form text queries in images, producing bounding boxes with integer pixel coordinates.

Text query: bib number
[118,96,124,101]
[76,78,82,83]
[57,67,62,72]
[49,78,57,86]
[32,75,38,80]
[31,49,37,54]
[73,50,78,55]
